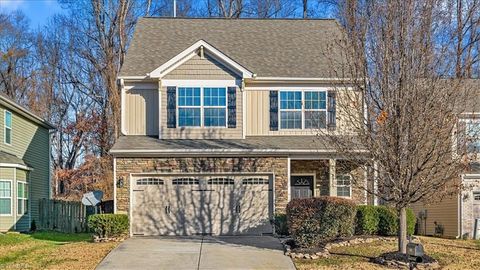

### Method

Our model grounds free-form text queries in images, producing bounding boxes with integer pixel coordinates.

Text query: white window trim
[4,110,12,145]
[461,118,480,153]
[0,179,13,216]
[279,90,328,130]
[177,87,228,128]
[17,181,28,216]
[336,174,352,199]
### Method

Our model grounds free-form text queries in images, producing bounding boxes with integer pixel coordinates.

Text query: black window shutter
[457,121,466,154]
[327,91,336,129]
[227,87,236,128]
[167,86,176,128]
[269,91,279,131]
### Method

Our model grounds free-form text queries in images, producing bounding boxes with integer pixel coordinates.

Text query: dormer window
[466,120,480,153]
[177,87,227,127]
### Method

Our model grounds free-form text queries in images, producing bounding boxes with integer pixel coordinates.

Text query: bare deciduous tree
[322,0,476,254]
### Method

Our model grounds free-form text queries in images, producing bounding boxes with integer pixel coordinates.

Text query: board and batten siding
[245,88,361,136]
[0,105,50,231]
[123,82,159,136]
[411,194,459,238]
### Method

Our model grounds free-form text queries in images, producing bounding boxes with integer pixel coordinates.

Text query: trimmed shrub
[273,213,289,236]
[88,214,128,239]
[377,206,398,236]
[355,205,379,235]
[286,197,356,248]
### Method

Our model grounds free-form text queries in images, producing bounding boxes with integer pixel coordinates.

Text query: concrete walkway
[96,236,296,270]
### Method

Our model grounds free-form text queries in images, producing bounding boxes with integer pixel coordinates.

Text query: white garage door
[131,175,273,236]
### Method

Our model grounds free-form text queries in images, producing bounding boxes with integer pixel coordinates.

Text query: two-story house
[411,79,480,239]
[0,93,54,232]
[111,18,369,236]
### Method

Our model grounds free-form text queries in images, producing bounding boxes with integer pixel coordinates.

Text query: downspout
[458,174,464,238]
[241,78,246,139]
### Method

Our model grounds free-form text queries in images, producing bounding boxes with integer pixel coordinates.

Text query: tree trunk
[398,207,407,254]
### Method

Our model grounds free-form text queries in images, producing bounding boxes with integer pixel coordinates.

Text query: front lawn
[294,236,480,269]
[0,231,118,270]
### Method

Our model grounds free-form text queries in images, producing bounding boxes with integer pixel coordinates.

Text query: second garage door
[131,174,273,236]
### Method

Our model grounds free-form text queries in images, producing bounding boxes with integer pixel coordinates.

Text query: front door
[291,175,314,199]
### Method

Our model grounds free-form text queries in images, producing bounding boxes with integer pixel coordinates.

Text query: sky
[0,0,64,28]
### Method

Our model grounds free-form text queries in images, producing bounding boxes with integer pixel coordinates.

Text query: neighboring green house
[0,94,54,232]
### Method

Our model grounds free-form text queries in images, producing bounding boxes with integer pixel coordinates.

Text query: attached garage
[130,174,274,236]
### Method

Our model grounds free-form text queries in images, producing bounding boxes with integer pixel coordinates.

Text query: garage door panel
[132,175,273,236]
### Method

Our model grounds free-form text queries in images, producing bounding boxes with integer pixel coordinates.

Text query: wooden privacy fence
[38,199,89,233]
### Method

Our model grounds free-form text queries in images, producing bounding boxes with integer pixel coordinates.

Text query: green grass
[0,231,118,270]
[29,231,92,243]
[294,237,480,270]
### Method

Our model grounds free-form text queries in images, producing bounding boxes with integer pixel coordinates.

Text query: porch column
[287,157,291,201]
[329,159,336,196]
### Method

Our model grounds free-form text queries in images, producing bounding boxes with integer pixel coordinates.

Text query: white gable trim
[149,40,254,79]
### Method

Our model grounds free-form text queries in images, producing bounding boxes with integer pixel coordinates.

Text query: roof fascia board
[0,97,55,129]
[149,40,254,79]
[248,77,355,83]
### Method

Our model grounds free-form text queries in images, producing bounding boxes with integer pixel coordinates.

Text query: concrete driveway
[96,236,295,270]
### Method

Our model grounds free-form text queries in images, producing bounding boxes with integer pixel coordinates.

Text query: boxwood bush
[88,214,129,239]
[286,197,356,248]
[357,206,416,236]
[355,205,379,235]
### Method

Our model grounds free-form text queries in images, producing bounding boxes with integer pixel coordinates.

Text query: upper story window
[4,110,12,145]
[178,87,227,127]
[465,120,480,153]
[279,91,327,129]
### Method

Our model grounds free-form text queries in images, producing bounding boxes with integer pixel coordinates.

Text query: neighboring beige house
[111,18,369,236]
[412,82,480,239]
[0,94,54,232]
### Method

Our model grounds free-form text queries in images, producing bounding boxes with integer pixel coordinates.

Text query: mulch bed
[372,251,440,269]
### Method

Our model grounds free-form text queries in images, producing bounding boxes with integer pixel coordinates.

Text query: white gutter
[0,163,33,171]
[110,148,369,154]
[249,77,355,82]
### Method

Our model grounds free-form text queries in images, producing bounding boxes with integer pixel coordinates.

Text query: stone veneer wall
[115,157,288,213]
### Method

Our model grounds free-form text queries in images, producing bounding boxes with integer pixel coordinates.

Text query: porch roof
[110,135,366,157]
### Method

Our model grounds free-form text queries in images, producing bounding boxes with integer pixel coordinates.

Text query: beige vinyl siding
[123,83,159,135]
[0,105,50,231]
[411,195,459,238]
[245,89,361,136]
[0,168,14,231]
[160,86,243,139]
[163,53,238,80]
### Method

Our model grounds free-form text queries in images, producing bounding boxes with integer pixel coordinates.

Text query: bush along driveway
[0,231,118,270]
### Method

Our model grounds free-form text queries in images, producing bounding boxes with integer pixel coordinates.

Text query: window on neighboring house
[177,87,227,127]
[336,174,352,198]
[17,182,28,215]
[466,121,480,153]
[4,110,12,144]
[279,91,327,129]
[0,180,12,215]
[473,191,480,201]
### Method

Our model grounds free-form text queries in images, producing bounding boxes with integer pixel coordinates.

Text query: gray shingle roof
[0,151,28,167]
[120,18,347,78]
[110,135,364,156]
